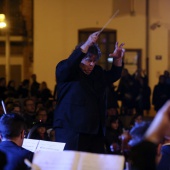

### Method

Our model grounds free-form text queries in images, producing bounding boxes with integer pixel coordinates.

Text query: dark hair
[76,43,101,60]
[23,98,34,107]
[87,44,101,60]
[0,113,26,139]
[36,107,47,116]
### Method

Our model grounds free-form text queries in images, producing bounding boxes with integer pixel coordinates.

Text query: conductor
[54,31,125,153]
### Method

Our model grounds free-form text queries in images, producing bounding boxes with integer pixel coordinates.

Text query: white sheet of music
[36,140,66,152]
[22,139,65,152]
[22,139,39,152]
[32,150,125,170]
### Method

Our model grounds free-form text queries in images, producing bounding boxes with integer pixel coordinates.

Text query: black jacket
[0,141,33,170]
[54,47,123,134]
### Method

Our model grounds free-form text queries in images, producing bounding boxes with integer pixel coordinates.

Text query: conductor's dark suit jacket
[54,47,123,135]
[0,141,33,170]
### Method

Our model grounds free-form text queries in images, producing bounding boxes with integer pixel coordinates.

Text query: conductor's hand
[109,42,125,66]
[80,31,100,53]
[86,31,100,46]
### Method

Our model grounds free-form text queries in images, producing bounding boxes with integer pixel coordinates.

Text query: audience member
[30,74,40,98]
[6,80,18,98]
[17,79,30,98]
[22,98,36,130]
[29,122,50,141]
[130,114,143,128]
[106,83,119,115]
[35,107,52,127]
[35,101,44,112]
[105,116,123,154]
[133,69,151,115]
[163,70,170,85]
[0,77,7,100]
[140,77,151,115]
[11,103,22,115]
[45,99,56,126]
[0,113,33,170]
[6,101,14,113]
[38,81,52,105]
[152,75,170,111]
[117,68,137,115]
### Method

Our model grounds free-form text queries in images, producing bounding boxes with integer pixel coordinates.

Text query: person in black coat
[0,113,33,170]
[152,75,170,112]
[54,31,125,153]
[30,74,40,98]
[105,116,123,154]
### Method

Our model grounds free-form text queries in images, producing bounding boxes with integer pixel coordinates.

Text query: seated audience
[45,99,56,126]
[11,103,22,115]
[35,107,48,124]
[27,122,50,141]
[0,113,33,170]
[22,98,36,130]
[105,116,123,154]
[35,101,44,112]
[36,107,53,128]
[130,114,143,129]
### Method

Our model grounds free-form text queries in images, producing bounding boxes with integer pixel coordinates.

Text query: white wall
[34,0,170,93]
[149,0,170,91]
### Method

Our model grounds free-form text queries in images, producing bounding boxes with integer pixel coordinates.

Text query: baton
[1,100,7,114]
[98,9,119,34]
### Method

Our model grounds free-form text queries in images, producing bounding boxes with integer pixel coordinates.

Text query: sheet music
[36,140,65,152]
[22,139,65,152]
[32,150,125,170]
[22,139,39,152]
[33,151,79,170]
[77,152,124,170]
